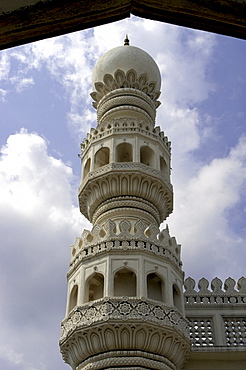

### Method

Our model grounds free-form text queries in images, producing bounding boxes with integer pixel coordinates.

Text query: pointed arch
[140,145,155,167]
[173,284,182,312]
[68,284,78,312]
[85,273,104,302]
[83,157,91,179]
[160,156,168,178]
[114,267,136,297]
[147,273,165,302]
[116,142,133,162]
[94,147,109,169]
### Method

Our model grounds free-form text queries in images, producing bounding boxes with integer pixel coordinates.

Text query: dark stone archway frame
[1,0,246,50]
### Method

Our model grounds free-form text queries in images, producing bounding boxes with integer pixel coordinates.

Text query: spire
[124,34,129,45]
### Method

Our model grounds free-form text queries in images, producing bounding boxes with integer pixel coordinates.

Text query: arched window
[140,146,155,167]
[86,273,104,302]
[173,284,182,312]
[116,143,133,162]
[147,273,164,302]
[114,268,136,297]
[83,158,91,179]
[94,147,109,169]
[68,284,78,312]
[160,156,168,177]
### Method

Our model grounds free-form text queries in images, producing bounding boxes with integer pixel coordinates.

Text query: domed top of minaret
[92,36,161,91]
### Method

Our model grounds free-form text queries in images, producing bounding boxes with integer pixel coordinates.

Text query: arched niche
[68,284,78,312]
[114,268,136,297]
[85,273,104,302]
[140,146,155,167]
[94,147,110,169]
[160,156,168,177]
[147,273,165,302]
[173,284,182,312]
[116,142,133,162]
[83,157,91,179]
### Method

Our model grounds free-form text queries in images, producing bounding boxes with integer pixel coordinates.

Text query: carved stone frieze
[60,297,190,370]
[78,169,173,223]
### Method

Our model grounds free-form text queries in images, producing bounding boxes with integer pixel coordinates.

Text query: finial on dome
[124,35,129,46]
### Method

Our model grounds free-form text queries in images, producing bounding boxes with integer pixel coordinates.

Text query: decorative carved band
[92,197,160,225]
[81,162,172,189]
[97,89,156,124]
[60,297,190,370]
[78,351,175,370]
[79,168,173,223]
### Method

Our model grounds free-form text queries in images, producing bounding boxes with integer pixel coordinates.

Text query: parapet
[184,277,246,348]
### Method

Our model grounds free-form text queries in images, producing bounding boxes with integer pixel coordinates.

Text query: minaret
[60,38,191,370]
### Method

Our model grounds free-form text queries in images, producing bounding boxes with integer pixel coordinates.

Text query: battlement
[80,118,171,155]
[184,277,246,348]
[184,276,246,305]
[69,220,182,274]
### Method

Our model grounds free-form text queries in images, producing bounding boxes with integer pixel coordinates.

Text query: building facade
[59,39,246,369]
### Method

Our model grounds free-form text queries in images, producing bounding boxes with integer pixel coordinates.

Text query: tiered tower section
[60,39,191,370]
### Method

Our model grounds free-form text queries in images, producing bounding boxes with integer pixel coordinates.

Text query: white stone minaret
[60,37,191,370]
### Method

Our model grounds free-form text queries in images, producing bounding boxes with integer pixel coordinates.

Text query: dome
[92,44,161,91]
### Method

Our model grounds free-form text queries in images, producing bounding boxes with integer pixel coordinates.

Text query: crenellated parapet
[69,220,182,272]
[184,276,246,305]
[80,118,171,155]
[184,277,246,349]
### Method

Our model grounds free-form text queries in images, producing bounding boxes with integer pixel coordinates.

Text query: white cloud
[0,129,90,370]
[167,135,246,280]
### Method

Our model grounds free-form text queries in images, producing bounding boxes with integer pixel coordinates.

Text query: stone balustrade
[184,277,246,348]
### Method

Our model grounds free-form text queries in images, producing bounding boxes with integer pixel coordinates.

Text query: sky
[0,15,245,370]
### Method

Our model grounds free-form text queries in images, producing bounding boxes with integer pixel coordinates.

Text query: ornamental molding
[96,88,157,124]
[81,118,171,155]
[92,198,160,225]
[78,169,173,223]
[90,69,161,109]
[78,350,175,370]
[184,276,246,305]
[60,297,190,370]
[69,219,182,272]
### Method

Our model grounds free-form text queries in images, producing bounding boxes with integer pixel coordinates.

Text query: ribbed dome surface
[92,45,161,90]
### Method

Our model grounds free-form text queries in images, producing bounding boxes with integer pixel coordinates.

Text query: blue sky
[0,16,245,370]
